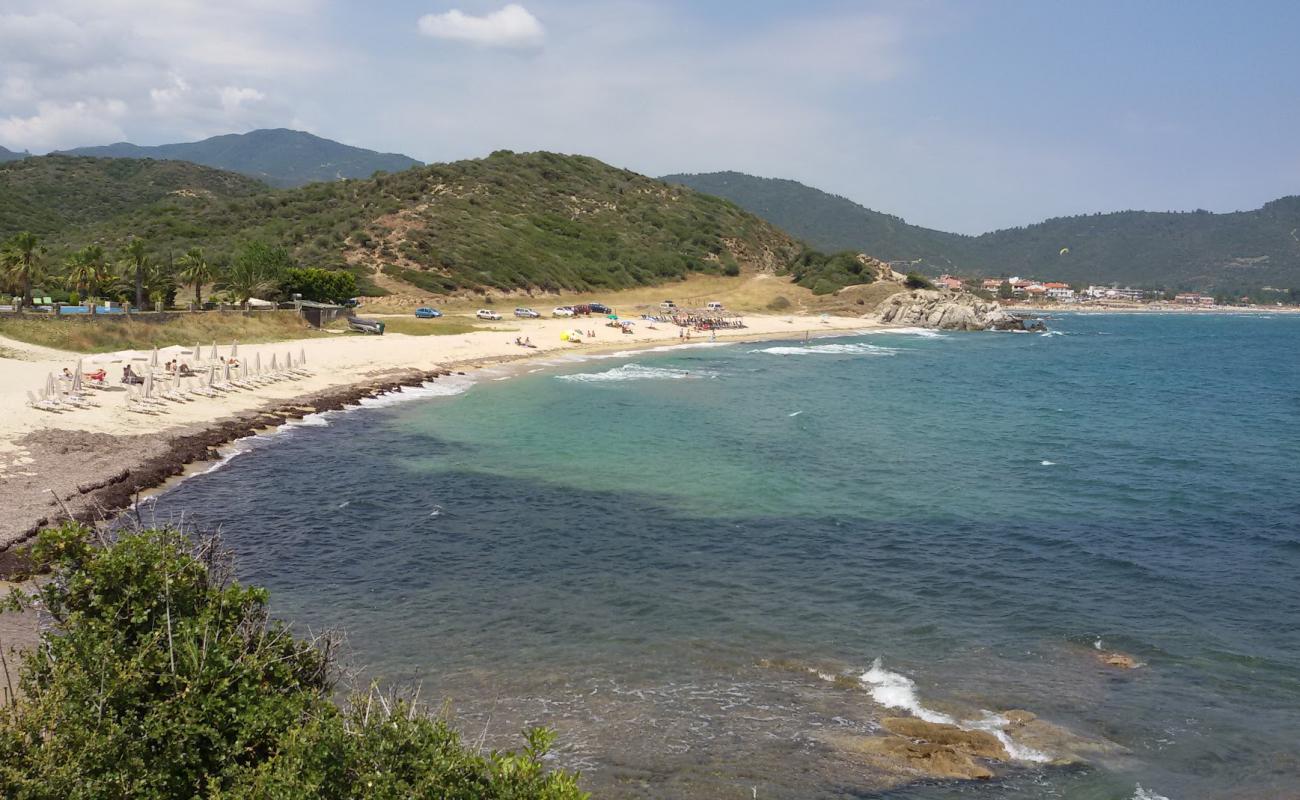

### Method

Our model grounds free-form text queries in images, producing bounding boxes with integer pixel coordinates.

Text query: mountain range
[664,171,1300,292]
[0,145,28,163]
[51,129,422,188]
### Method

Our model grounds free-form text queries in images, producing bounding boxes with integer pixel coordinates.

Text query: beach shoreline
[0,313,874,570]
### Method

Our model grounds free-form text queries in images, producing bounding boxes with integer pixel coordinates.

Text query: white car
[552,307,575,317]
[476,309,502,320]
[514,307,541,318]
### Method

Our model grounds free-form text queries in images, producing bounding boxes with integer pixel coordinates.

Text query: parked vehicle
[706,301,724,311]
[514,307,541,318]
[415,307,442,318]
[476,309,503,320]
[660,300,677,311]
[588,303,612,314]
[552,306,575,317]
[348,317,385,335]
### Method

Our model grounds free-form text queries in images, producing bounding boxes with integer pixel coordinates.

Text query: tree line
[0,231,358,310]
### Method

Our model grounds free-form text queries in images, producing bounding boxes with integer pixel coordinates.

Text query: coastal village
[931,273,1273,308]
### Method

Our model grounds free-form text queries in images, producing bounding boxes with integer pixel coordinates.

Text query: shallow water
[150,314,1300,799]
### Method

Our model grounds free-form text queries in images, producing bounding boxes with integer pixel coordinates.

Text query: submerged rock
[871,289,1043,331]
[998,709,1127,765]
[829,732,997,781]
[881,717,1009,761]
[1098,651,1143,669]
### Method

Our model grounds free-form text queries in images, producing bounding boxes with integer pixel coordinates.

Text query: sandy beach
[0,311,874,564]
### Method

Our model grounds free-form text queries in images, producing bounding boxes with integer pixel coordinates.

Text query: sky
[1,0,1298,234]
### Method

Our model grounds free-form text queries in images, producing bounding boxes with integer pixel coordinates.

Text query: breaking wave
[754,343,898,357]
[858,658,1051,763]
[558,363,715,383]
[860,327,949,339]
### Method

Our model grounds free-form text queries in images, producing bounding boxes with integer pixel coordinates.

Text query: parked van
[660,300,677,311]
[706,301,724,311]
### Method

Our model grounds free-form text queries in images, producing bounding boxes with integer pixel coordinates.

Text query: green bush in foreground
[0,524,586,800]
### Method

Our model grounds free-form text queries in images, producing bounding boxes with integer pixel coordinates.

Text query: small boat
[348,317,385,335]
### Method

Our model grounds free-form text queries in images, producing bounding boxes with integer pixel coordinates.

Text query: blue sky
[1,1,1297,233]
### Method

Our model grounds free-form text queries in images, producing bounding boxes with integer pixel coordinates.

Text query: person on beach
[122,365,143,385]
[61,367,73,380]
[178,362,194,376]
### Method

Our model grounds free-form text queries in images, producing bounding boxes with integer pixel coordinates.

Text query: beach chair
[27,390,62,412]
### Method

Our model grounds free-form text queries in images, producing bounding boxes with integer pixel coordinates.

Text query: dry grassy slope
[332,151,806,295]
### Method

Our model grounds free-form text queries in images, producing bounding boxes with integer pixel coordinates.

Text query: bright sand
[0,312,873,451]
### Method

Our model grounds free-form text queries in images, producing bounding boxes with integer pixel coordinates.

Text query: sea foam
[860,327,949,339]
[858,658,1051,763]
[754,343,898,357]
[558,363,714,383]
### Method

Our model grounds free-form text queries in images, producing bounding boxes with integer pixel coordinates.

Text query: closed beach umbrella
[241,361,249,379]
[150,347,159,367]
[143,371,154,399]
[299,347,307,366]
[231,341,238,357]
[270,354,278,372]
[223,362,232,383]
[209,341,218,361]
[45,372,57,400]
[255,352,263,376]
[71,360,83,393]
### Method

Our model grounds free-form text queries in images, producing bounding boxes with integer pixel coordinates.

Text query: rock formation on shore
[871,289,1041,331]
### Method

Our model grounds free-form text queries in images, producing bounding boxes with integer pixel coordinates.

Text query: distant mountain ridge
[0,145,27,163]
[55,129,422,188]
[664,171,1300,292]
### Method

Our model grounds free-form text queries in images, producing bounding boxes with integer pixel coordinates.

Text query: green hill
[4,151,803,296]
[55,129,423,188]
[661,171,964,269]
[0,155,267,238]
[664,171,1300,292]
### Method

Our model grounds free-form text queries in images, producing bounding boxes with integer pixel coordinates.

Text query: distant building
[1174,292,1215,306]
[981,278,1004,291]
[935,274,964,291]
[1046,286,1076,301]
[1085,285,1144,302]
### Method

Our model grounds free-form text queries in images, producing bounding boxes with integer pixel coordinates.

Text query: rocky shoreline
[873,289,1045,331]
[0,366,462,578]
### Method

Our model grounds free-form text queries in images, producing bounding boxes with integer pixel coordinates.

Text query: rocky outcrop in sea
[872,290,1043,331]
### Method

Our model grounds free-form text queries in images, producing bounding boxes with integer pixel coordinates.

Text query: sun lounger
[27,390,62,412]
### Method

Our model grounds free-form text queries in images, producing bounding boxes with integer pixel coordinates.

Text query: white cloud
[417,4,544,49]
[219,86,267,113]
[0,0,329,151]
[0,99,128,152]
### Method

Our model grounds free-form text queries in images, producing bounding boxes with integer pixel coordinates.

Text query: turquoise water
[152,314,1300,798]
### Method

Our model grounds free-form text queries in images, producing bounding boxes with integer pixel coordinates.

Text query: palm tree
[176,247,218,309]
[63,245,107,300]
[120,238,149,309]
[1,232,45,309]
[221,259,278,306]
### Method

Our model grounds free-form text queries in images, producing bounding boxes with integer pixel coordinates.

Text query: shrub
[904,272,935,290]
[281,268,358,303]
[767,295,792,311]
[0,524,587,800]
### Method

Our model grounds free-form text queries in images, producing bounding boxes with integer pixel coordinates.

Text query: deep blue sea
[150,313,1300,799]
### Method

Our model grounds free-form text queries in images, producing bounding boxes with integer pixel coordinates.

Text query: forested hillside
[0,156,266,238]
[2,151,804,297]
[665,171,1300,291]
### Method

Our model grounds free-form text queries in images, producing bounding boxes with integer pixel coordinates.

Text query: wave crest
[754,343,898,357]
[557,363,714,383]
